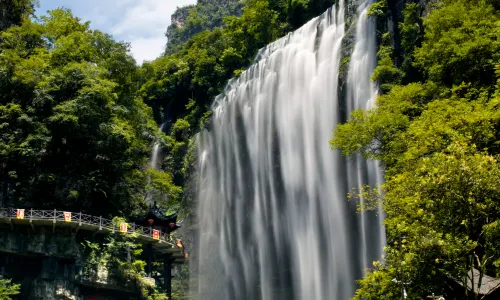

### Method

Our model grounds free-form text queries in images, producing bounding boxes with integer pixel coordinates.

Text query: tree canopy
[332,0,500,299]
[0,8,181,216]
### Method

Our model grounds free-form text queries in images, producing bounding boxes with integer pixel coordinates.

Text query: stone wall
[0,224,139,300]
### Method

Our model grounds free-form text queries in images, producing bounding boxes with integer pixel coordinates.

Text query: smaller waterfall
[345,0,386,271]
[150,123,166,169]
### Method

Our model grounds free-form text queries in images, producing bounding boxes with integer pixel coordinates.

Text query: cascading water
[150,123,166,169]
[345,0,386,273]
[195,1,384,299]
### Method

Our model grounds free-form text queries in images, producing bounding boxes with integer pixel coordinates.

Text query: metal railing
[0,208,173,244]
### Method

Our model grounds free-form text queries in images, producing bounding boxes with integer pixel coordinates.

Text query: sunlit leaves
[414,0,500,88]
[0,278,20,300]
[0,8,158,216]
[144,168,182,207]
[335,1,500,298]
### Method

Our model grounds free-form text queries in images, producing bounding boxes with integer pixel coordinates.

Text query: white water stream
[150,123,166,169]
[195,1,384,299]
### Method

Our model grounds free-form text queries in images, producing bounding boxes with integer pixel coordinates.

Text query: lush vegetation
[0,277,20,300]
[0,0,36,31]
[0,0,341,298]
[6,0,499,299]
[81,218,152,297]
[0,4,184,296]
[0,2,181,217]
[331,0,500,299]
[0,0,339,224]
[165,0,244,55]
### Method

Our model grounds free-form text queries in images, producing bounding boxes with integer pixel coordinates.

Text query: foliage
[0,277,20,300]
[165,0,244,55]
[0,9,173,216]
[332,0,500,299]
[148,292,170,300]
[81,227,149,297]
[369,0,426,86]
[398,2,424,83]
[367,0,387,18]
[144,168,183,209]
[0,0,37,31]
[371,32,405,94]
[165,0,336,55]
[414,0,500,89]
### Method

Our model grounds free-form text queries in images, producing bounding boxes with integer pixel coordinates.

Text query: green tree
[0,277,20,299]
[333,0,500,298]
[165,0,243,55]
[398,2,424,83]
[81,221,151,297]
[0,9,161,216]
[0,0,36,31]
[414,0,500,89]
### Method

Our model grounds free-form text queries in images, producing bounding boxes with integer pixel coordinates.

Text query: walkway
[0,207,186,264]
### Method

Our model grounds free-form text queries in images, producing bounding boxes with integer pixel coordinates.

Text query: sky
[36,0,197,64]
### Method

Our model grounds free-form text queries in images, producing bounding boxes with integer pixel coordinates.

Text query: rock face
[171,5,192,29]
[0,225,138,300]
[165,0,243,54]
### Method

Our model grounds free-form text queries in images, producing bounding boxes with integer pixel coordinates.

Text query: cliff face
[165,0,243,55]
[0,225,138,300]
[170,5,192,29]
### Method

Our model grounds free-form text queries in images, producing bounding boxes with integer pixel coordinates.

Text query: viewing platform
[0,207,186,263]
[0,207,187,299]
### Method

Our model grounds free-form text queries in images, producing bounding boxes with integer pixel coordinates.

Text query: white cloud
[38,0,197,63]
[110,0,197,63]
[129,36,166,63]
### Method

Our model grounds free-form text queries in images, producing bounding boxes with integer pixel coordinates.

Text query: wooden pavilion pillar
[146,243,153,277]
[164,256,173,299]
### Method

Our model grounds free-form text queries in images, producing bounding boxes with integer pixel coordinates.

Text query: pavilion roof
[130,202,179,229]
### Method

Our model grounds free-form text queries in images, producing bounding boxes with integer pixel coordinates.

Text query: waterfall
[195,1,384,299]
[150,123,166,169]
[345,0,386,273]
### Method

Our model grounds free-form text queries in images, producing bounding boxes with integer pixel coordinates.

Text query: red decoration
[64,212,71,222]
[152,229,160,240]
[16,209,25,220]
[120,223,128,233]
[169,222,175,228]
[148,219,154,226]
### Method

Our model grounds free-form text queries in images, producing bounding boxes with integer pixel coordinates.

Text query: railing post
[99,216,102,230]
[29,208,34,231]
[52,209,57,233]
[79,212,82,226]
